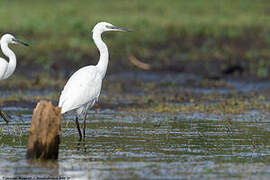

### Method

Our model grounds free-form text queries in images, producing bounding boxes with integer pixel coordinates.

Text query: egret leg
[83,113,87,140]
[0,109,9,124]
[75,116,82,141]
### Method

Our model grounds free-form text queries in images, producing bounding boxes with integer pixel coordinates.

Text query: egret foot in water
[75,116,82,141]
[0,110,9,123]
[82,113,87,141]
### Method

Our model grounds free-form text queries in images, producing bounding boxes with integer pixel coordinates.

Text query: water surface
[0,107,270,179]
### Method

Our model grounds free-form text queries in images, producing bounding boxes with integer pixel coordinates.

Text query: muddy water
[0,107,270,179]
[0,72,270,179]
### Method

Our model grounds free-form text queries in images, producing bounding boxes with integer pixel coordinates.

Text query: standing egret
[0,34,29,123]
[58,22,132,140]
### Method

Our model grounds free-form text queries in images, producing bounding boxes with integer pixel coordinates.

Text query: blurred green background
[1,0,270,78]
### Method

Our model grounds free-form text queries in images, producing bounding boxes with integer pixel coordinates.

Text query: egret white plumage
[58,22,132,140]
[0,34,28,123]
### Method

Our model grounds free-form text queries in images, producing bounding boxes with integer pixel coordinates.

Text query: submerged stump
[26,101,61,160]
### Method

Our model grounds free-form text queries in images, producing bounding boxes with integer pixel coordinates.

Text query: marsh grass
[0,75,270,116]
[1,0,270,76]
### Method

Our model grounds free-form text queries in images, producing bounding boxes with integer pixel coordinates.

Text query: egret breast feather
[59,65,102,114]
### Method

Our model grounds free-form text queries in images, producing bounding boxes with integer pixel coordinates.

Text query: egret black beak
[109,25,133,32]
[13,39,29,46]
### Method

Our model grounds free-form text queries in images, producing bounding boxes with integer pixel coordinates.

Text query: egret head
[1,34,29,46]
[92,22,132,34]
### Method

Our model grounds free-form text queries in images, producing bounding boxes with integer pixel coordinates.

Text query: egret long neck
[93,31,109,79]
[1,42,16,79]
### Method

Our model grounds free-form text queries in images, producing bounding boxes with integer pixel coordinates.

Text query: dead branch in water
[128,55,152,70]
[26,101,61,160]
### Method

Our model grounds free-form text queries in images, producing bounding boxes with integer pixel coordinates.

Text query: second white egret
[58,22,132,140]
[0,34,29,123]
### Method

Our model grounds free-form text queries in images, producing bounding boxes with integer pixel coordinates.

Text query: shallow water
[0,107,270,179]
[1,72,270,179]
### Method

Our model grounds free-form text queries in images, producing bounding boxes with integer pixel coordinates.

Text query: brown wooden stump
[26,101,61,160]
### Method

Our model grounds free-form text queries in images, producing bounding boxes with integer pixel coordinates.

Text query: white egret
[0,34,29,123]
[58,22,132,140]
